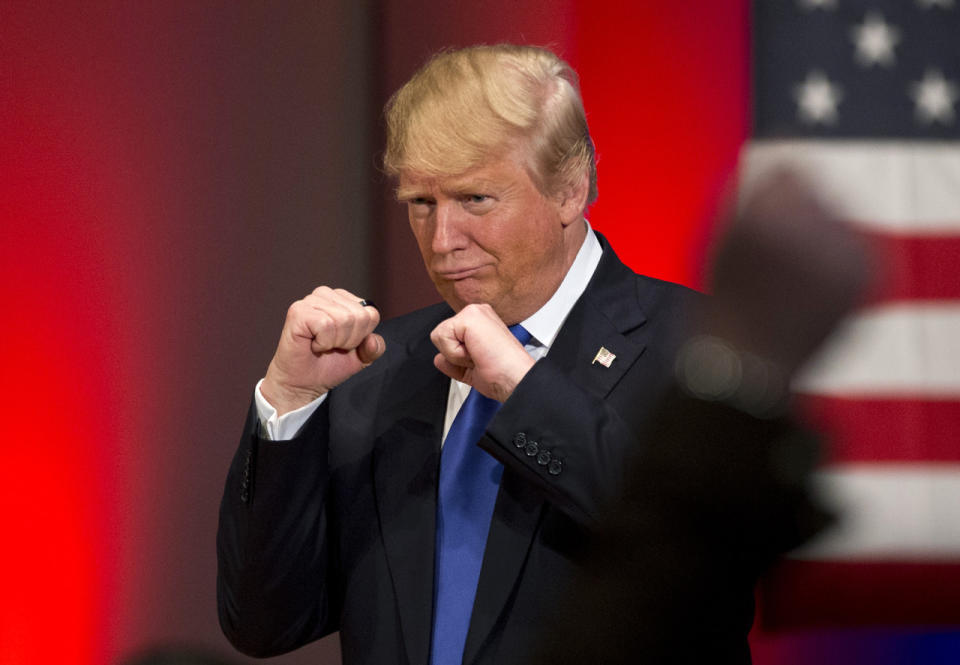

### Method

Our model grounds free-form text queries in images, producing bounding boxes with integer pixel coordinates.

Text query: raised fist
[261,286,384,415]
[430,303,534,403]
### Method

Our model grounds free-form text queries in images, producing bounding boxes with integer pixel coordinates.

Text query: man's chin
[438,282,492,312]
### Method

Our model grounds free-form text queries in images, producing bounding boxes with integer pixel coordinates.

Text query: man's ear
[557,172,589,227]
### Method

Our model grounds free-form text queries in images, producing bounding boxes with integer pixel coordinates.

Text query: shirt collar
[520,219,603,349]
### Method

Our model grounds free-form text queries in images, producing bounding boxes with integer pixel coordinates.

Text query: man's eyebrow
[447,180,498,194]
[395,185,428,201]
[396,177,504,200]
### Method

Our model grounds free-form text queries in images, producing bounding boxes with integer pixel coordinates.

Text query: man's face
[398,151,582,325]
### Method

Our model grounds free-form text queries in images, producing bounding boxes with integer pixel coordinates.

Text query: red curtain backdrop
[3,3,373,664]
[573,3,748,289]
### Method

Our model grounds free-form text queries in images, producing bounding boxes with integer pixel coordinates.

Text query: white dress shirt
[255,221,603,442]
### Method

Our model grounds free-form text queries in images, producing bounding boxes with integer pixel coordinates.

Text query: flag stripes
[794,465,960,560]
[865,233,960,303]
[740,141,960,232]
[794,303,960,398]
[760,560,960,629]
[800,395,960,463]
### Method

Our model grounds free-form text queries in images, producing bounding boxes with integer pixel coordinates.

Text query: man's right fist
[261,286,385,415]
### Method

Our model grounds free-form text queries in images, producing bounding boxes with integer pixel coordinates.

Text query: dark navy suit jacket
[217,234,727,665]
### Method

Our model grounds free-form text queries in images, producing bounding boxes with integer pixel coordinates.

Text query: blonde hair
[383,44,597,205]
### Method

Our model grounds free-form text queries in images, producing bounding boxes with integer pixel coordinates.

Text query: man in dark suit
[218,44,766,665]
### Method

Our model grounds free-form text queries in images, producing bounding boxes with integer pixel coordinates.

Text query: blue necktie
[430,324,532,665]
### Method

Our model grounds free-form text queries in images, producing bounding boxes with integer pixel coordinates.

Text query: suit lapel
[373,318,450,665]
[547,246,649,400]
[463,236,650,664]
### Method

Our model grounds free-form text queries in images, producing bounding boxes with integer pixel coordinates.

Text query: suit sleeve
[216,399,339,657]
[482,360,638,526]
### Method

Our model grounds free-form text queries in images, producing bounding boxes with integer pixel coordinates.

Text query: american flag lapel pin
[592,346,616,368]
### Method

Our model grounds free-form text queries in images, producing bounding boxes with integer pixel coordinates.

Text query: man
[218,44,706,664]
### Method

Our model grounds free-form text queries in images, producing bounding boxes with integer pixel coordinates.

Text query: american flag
[740,0,960,650]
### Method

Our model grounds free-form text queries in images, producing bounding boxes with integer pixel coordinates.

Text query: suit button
[536,450,551,466]
[524,441,539,457]
[548,458,563,476]
[513,432,527,448]
[240,491,249,503]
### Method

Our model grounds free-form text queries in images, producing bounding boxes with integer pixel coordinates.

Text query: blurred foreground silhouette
[533,171,871,665]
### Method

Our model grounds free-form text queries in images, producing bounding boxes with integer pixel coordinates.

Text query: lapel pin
[592,346,616,368]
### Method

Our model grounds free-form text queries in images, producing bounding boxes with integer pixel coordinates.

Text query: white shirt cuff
[254,378,327,441]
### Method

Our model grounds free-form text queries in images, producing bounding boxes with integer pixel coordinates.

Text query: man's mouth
[436,266,485,280]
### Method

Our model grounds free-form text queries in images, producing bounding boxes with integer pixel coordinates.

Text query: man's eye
[411,197,433,206]
[462,194,495,214]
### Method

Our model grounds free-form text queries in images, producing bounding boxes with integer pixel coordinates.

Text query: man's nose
[432,202,467,253]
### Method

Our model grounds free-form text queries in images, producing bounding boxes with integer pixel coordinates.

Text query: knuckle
[286,299,306,321]
[318,309,338,329]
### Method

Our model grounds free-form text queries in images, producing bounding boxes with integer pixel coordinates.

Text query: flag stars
[909,69,959,125]
[850,12,900,67]
[794,71,844,125]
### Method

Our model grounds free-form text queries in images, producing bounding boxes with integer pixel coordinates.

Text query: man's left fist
[430,304,535,402]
